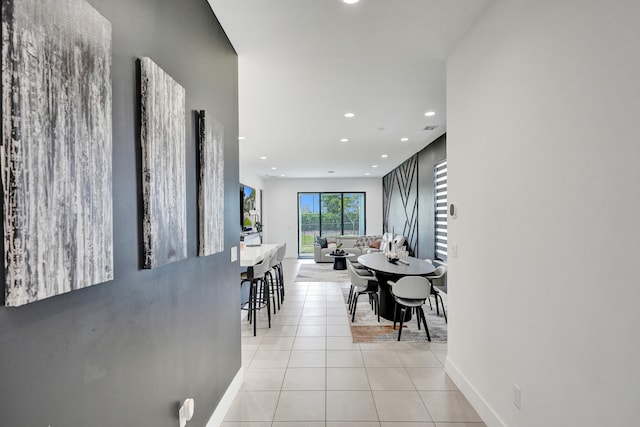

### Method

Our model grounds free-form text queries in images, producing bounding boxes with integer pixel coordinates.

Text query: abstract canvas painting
[139,57,187,269]
[197,111,224,256]
[2,0,113,306]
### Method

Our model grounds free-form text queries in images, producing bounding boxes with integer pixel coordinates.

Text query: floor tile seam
[365,364,417,392]
[371,389,435,424]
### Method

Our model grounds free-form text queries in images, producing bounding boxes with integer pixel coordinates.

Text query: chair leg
[252,281,258,336]
[271,270,280,311]
[246,280,253,324]
[419,307,431,341]
[393,301,398,330]
[277,262,285,302]
[351,293,360,322]
[437,293,447,323]
[273,271,280,312]
[374,294,380,322]
[398,307,406,341]
[274,270,281,310]
[266,271,277,314]
[263,279,271,328]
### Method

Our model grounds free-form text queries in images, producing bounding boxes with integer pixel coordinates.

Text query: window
[434,160,448,260]
[298,192,366,256]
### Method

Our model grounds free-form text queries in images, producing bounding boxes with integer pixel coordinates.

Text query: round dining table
[357,253,435,321]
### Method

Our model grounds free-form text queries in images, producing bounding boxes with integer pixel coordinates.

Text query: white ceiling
[208,0,490,179]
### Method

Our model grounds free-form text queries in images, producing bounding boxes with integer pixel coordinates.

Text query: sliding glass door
[342,193,365,235]
[299,193,320,255]
[298,192,366,256]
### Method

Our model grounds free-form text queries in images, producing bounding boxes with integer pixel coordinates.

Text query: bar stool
[240,255,272,336]
[265,249,280,312]
[273,243,287,303]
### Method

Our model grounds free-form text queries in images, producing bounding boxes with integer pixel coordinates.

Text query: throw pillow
[327,242,337,250]
[354,236,366,249]
[369,239,381,249]
[315,236,328,248]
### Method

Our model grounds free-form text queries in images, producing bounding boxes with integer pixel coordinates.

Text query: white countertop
[240,243,280,267]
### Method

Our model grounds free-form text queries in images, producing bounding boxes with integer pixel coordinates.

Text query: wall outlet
[513,384,522,409]
[451,244,458,258]
[230,246,237,262]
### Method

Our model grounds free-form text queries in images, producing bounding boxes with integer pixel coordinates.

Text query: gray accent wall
[383,134,446,260]
[417,135,446,260]
[0,0,239,425]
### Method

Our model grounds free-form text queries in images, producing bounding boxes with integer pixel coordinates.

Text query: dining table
[357,252,435,321]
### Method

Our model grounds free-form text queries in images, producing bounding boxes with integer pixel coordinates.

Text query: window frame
[434,160,448,261]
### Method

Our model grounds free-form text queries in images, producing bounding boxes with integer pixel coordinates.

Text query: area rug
[294,262,349,282]
[343,286,448,343]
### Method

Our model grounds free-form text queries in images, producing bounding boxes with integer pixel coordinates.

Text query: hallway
[224,258,483,426]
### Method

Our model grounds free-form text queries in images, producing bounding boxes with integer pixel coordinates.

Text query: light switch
[231,246,238,262]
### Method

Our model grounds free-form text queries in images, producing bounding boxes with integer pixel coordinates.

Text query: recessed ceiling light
[280,174,285,177]
[400,137,409,142]
[344,112,355,118]
[260,156,267,160]
[343,0,360,4]
[372,165,378,168]
[328,170,335,174]
[271,167,277,170]
[381,154,388,158]
[365,172,371,176]
[340,138,349,142]
[424,111,436,117]
[238,136,246,140]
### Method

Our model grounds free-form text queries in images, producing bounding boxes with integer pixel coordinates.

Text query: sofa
[314,234,406,263]
[314,235,380,263]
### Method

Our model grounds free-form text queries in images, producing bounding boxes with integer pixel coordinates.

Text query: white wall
[446,1,640,426]
[262,177,383,257]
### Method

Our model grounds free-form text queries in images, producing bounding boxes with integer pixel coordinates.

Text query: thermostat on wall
[449,203,457,218]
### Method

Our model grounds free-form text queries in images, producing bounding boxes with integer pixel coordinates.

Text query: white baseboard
[445,357,507,427]
[205,366,244,427]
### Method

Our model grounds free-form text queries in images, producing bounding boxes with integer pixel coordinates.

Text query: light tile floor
[224,259,485,427]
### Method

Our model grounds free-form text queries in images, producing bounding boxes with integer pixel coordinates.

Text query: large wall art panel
[197,110,225,256]
[139,57,187,269]
[2,0,113,306]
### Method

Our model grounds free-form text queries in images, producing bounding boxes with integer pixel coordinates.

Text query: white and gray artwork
[197,111,225,256]
[2,0,113,306]
[139,57,187,269]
